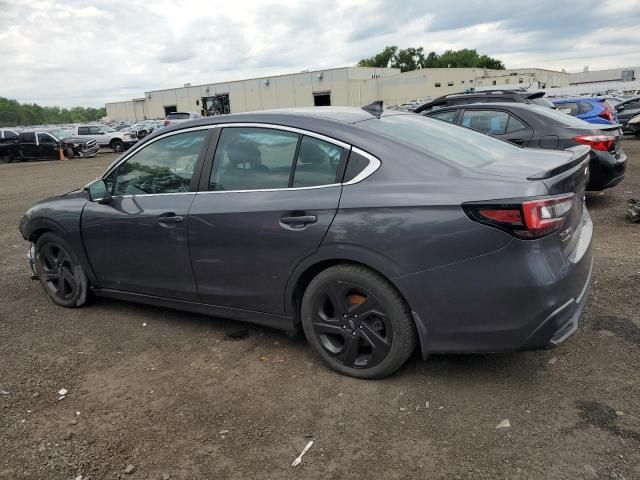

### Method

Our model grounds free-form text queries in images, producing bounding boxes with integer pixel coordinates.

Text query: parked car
[0,128,20,159]
[163,111,202,127]
[627,113,640,138]
[6,130,99,161]
[413,89,555,114]
[19,108,593,378]
[421,102,626,191]
[613,96,640,133]
[551,97,618,125]
[70,124,138,152]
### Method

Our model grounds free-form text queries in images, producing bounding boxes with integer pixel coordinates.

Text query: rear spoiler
[527,145,590,180]
[524,91,546,100]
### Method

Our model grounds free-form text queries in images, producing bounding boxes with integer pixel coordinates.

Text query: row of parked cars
[413,89,636,191]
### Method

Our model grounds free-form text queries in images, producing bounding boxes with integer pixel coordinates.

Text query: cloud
[0,0,639,107]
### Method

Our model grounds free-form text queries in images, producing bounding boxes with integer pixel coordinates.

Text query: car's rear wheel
[110,139,124,152]
[34,233,88,308]
[301,264,417,379]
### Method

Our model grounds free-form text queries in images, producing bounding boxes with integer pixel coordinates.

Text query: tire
[301,264,417,379]
[110,139,125,153]
[34,232,88,308]
[65,147,75,159]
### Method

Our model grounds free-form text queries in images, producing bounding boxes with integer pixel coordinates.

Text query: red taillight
[164,120,171,127]
[464,194,575,239]
[573,134,615,152]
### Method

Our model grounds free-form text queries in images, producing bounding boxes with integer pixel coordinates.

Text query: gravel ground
[1,142,639,480]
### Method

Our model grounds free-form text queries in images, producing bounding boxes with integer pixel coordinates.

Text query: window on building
[492,80,497,86]
[519,78,524,84]
[447,81,454,86]
[469,79,474,83]
[477,81,482,87]
[435,82,441,87]
[461,80,465,84]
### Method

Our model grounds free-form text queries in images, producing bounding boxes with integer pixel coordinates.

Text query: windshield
[50,130,71,139]
[527,105,594,127]
[101,125,115,133]
[167,113,190,120]
[358,114,522,168]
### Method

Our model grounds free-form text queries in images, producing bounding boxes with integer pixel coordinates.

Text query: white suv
[163,112,202,127]
[72,125,138,152]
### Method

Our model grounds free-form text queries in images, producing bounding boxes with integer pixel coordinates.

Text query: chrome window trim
[102,122,381,198]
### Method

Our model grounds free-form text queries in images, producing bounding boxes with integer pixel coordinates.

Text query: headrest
[227,141,261,166]
[298,141,326,165]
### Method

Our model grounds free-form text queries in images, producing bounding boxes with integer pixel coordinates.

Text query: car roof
[424,102,537,111]
[551,96,606,103]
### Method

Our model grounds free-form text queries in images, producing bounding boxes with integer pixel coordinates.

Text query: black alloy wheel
[110,139,125,152]
[301,264,417,379]
[35,233,88,308]
[311,282,392,368]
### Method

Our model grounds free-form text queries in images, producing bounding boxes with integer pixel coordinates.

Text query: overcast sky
[1,0,639,107]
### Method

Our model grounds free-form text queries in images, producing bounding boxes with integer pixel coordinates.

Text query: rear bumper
[394,208,593,356]
[587,149,626,190]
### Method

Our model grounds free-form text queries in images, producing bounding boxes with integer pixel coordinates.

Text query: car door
[81,128,212,300]
[89,125,108,145]
[19,132,38,158]
[36,133,59,158]
[188,125,346,314]
[460,109,533,146]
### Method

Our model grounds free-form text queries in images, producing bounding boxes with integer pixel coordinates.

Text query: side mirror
[85,179,109,202]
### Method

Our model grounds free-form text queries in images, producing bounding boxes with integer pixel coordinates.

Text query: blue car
[551,96,618,125]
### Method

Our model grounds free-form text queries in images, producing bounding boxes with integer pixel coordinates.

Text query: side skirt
[91,288,296,332]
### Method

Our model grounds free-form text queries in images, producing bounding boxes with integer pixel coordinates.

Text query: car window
[527,105,593,127]
[78,127,90,135]
[210,127,299,191]
[37,133,56,144]
[89,126,103,134]
[461,110,509,135]
[579,102,594,113]
[624,101,640,110]
[429,110,457,123]
[506,115,528,133]
[530,97,555,108]
[360,114,522,169]
[556,102,580,115]
[167,113,191,120]
[4,130,18,139]
[292,136,343,188]
[113,130,207,196]
[21,132,36,142]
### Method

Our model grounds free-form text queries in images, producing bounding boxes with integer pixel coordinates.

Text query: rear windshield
[527,105,593,127]
[529,97,555,108]
[166,113,190,120]
[358,114,521,168]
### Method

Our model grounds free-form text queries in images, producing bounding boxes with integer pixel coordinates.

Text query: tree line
[0,97,106,127]
[358,47,505,72]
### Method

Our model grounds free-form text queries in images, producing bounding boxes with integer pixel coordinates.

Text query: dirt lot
[1,142,639,480]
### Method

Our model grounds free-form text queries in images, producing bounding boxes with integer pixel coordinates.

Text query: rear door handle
[280,214,317,225]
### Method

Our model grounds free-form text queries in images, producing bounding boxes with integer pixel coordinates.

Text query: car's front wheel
[301,264,417,379]
[34,232,88,308]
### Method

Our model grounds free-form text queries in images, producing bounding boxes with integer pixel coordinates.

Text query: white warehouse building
[105,66,570,121]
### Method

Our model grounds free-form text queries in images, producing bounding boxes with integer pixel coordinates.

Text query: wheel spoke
[313,320,346,336]
[39,272,58,282]
[61,268,76,291]
[337,334,360,366]
[325,283,350,318]
[42,244,59,268]
[360,322,391,363]
[349,296,383,320]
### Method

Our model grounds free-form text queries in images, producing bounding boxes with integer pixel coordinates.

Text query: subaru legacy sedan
[19,107,593,378]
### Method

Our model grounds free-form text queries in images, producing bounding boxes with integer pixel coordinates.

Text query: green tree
[358,47,505,72]
[0,97,106,127]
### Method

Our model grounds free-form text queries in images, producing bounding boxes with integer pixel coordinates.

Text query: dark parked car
[413,89,555,114]
[628,114,640,138]
[0,128,20,159]
[19,108,593,378]
[614,96,640,132]
[5,131,99,161]
[422,103,626,191]
[551,96,618,125]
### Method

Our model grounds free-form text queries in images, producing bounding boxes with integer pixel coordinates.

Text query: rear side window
[167,113,191,120]
[556,102,580,115]
[461,110,509,135]
[21,132,36,142]
[429,110,457,123]
[623,101,640,110]
[530,97,555,108]
[292,136,342,187]
[343,151,370,182]
[360,114,521,168]
[78,127,90,135]
[579,102,594,113]
[210,128,299,191]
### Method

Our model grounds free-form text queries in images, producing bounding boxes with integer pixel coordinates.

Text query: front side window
[4,130,18,139]
[292,136,342,187]
[461,110,509,135]
[113,130,207,195]
[89,126,103,134]
[210,127,299,191]
[37,133,57,144]
[429,110,457,123]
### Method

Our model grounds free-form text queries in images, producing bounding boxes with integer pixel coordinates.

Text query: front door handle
[280,214,317,225]
[156,214,184,226]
